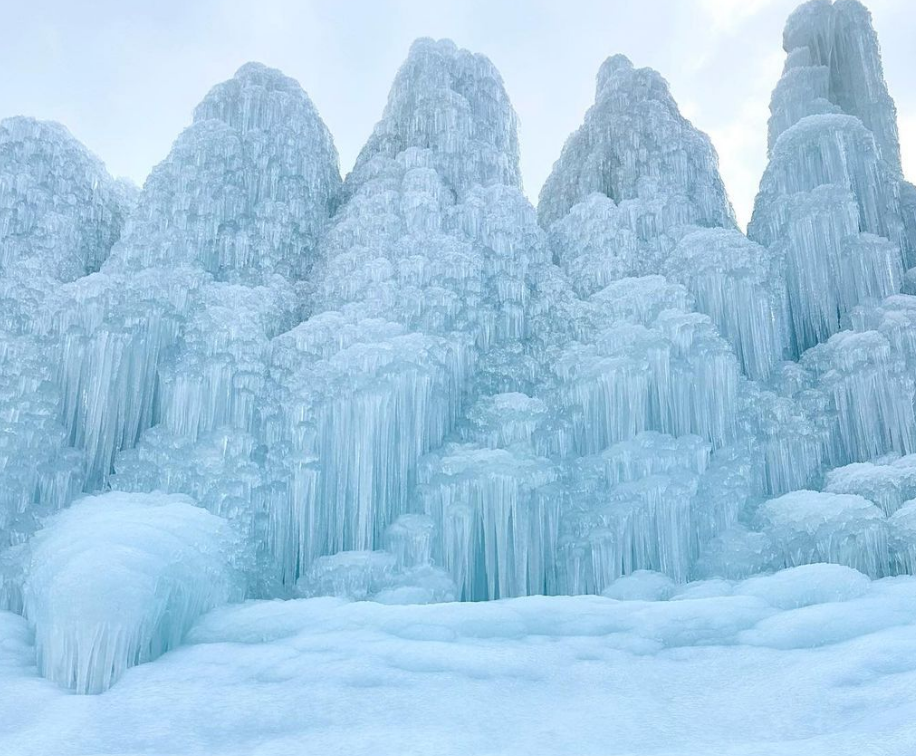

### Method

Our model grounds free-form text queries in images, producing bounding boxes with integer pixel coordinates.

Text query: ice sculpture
[23,492,243,693]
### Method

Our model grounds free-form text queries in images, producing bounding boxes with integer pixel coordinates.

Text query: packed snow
[3,566,916,754]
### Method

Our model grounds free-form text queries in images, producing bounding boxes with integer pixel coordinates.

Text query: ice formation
[0,0,914,715]
[23,492,243,693]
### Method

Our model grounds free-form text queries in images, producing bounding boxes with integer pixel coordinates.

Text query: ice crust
[0,0,915,714]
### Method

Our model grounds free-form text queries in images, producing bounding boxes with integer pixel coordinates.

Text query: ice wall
[2,1,916,693]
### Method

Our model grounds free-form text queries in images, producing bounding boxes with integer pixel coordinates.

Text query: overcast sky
[2,0,913,228]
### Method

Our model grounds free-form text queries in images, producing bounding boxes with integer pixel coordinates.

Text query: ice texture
[23,492,243,693]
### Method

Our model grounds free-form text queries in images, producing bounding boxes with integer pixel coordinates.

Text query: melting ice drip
[0,0,915,693]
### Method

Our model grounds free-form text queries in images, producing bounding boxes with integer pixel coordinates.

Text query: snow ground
[2,565,916,756]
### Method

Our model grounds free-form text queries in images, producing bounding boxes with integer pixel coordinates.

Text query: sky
[2,0,913,229]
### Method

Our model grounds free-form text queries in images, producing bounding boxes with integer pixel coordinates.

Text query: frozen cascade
[798,329,916,463]
[418,443,561,601]
[664,229,789,380]
[23,492,244,693]
[550,279,741,454]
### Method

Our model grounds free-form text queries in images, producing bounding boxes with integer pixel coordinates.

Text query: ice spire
[240,39,550,592]
[704,0,916,578]
[46,62,342,492]
[774,0,902,174]
[110,62,341,282]
[0,117,129,281]
[750,0,913,356]
[535,56,790,380]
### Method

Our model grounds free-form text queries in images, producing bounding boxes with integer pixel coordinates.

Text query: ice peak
[348,37,521,196]
[0,116,126,279]
[192,61,329,137]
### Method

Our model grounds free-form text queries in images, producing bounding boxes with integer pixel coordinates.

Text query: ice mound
[110,61,340,282]
[757,489,888,576]
[23,492,243,693]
